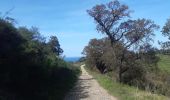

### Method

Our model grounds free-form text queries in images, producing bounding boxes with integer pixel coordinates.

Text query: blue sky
[0,0,170,57]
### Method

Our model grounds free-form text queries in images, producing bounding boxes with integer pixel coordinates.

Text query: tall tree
[48,36,63,56]
[87,0,159,82]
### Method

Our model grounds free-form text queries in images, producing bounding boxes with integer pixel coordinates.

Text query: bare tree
[87,0,159,82]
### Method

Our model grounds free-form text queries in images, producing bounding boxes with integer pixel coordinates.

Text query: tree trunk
[110,42,125,83]
[119,64,122,83]
[119,55,124,83]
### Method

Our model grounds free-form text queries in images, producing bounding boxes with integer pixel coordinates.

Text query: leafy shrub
[0,18,79,100]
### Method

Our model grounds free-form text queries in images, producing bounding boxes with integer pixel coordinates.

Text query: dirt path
[64,64,117,100]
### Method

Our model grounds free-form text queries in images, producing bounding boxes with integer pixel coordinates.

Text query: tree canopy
[87,0,159,83]
[160,18,170,51]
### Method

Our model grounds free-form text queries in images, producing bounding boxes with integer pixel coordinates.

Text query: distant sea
[64,57,81,62]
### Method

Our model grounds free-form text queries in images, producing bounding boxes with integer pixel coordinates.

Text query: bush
[83,38,170,96]
[0,18,80,100]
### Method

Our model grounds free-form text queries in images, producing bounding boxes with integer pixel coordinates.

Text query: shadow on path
[64,76,94,99]
[64,64,117,100]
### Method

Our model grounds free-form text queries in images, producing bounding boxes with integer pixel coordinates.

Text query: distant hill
[64,57,81,62]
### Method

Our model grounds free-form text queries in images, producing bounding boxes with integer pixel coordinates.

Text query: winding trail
[64,64,117,100]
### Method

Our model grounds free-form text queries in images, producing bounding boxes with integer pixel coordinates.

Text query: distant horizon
[64,57,81,62]
[64,56,82,58]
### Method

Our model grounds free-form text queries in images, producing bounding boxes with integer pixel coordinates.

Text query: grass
[85,66,169,100]
[158,54,170,74]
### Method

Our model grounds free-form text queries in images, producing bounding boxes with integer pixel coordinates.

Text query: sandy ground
[64,64,117,100]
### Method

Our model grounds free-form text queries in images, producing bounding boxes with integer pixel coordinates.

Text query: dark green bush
[0,18,79,100]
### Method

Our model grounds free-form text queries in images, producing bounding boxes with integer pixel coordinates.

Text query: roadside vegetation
[82,0,170,99]
[0,17,80,100]
[85,66,168,100]
[158,54,170,74]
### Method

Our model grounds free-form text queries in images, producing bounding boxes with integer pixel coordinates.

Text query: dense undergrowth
[0,18,80,100]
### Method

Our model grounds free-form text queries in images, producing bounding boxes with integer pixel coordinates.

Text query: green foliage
[84,38,170,96]
[84,0,169,97]
[48,36,63,56]
[87,0,159,85]
[83,38,112,73]
[83,38,159,87]
[0,18,79,100]
[154,54,170,96]
[85,66,169,100]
